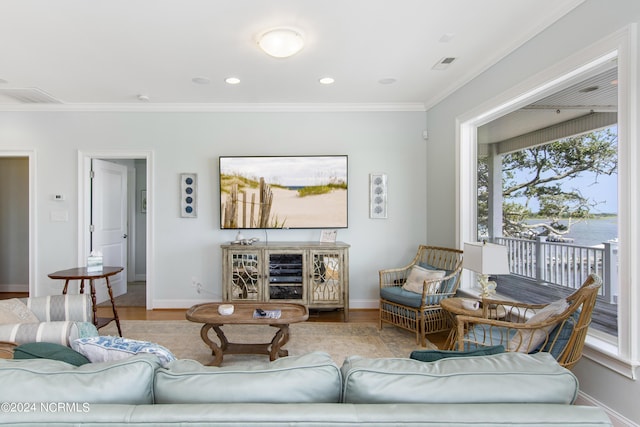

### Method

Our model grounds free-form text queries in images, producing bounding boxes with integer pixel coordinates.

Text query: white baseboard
[349,299,378,309]
[577,391,638,427]
[0,283,29,293]
[151,298,380,311]
[151,297,222,310]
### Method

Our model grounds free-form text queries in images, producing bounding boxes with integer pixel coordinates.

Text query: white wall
[0,110,427,309]
[425,0,640,424]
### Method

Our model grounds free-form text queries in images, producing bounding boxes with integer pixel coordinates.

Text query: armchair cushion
[410,345,505,362]
[508,298,568,352]
[0,299,39,324]
[13,342,90,366]
[465,325,517,350]
[380,286,423,308]
[402,265,446,293]
[419,263,458,294]
[541,309,580,358]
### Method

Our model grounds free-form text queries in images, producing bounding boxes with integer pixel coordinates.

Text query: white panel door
[91,159,127,302]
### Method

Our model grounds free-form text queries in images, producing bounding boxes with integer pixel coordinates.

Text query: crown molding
[0,102,426,113]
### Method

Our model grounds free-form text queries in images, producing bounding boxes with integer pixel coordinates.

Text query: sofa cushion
[409,345,505,362]
[0,354,159,404]
[0,320,98,346]
[72,336,176,367]
[154,351,342,404]
[0,299,39,324]
[23,294,92,322]
[13,342,90,366]
[340,352,578,404]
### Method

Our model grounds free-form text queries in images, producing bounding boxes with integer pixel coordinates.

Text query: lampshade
[463,242,510,275]
[258,28,304,58]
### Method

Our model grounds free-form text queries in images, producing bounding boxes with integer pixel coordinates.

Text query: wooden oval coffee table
[186,302,309,366]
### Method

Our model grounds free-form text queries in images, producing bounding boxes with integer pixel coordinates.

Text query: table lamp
[463,242,510,297]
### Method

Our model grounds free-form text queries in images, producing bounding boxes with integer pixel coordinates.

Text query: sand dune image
[219,156,348,229]
[223,186,347,228]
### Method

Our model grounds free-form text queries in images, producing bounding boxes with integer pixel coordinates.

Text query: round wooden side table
[48,266,124,336]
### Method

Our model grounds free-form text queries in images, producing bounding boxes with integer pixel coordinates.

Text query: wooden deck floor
[492,275,617,336]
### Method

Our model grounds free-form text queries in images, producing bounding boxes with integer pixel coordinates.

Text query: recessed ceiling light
[225,77,241,85]
[319,77,335,85]
[258,28,305,58]
[378,78,397,85]
[192,76,211,85]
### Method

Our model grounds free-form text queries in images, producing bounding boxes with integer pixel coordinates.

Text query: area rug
[99,320,437,366]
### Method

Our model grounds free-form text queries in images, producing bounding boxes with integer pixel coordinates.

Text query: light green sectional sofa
[0,351,611,426]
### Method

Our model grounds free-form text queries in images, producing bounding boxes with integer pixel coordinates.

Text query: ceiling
[479,63,619,145]
[0,0,586,111]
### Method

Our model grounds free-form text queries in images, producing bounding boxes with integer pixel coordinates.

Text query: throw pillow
[508,298,569,352]
[72,336,176,367]
[0,299,39,324]
[410,345,505,362]
[402,265,446,294]
[13,342,90,366]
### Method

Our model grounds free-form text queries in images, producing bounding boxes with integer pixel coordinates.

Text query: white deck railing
[493,236,618,304]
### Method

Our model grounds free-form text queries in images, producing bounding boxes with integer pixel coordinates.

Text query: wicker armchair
[453,274,601,370]
[379,245,464,346]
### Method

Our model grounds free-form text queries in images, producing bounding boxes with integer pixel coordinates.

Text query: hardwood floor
[1,293,448,348]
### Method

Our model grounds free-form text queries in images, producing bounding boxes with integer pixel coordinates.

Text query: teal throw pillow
[13,342,91,366]
[410,345,505,362]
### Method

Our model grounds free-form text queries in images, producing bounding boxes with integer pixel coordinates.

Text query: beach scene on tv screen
[220,156,348,229]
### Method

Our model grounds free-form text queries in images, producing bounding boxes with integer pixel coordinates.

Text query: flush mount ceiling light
[225,77,241,85]
[258,28,304,58]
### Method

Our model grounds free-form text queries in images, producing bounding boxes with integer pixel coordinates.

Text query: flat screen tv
[219,155,348,229]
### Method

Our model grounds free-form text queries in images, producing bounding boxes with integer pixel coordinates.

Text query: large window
[477,125,619,337]
[457,30,638,377]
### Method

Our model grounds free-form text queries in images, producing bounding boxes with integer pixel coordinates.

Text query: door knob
[122,234,128,239]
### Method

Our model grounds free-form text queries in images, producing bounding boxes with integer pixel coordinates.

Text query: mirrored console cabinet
[221,241,350,321]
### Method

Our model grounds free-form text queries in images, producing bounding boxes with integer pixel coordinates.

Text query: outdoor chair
[379,245,464,346]
[453,273,601,370]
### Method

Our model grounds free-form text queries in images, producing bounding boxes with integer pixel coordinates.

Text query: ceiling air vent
[0,88,63,104]
[432,57,457,71]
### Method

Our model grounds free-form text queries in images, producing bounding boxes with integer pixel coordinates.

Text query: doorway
[0,151,35,298]
[79,151,153,309]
